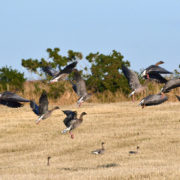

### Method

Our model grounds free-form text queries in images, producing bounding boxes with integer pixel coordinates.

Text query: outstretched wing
[0,100,23,108]
[39,91,48,115]
[122,65,141,90]
[50,62,78,82]
[42,66,59,77]
[1,91,30,102]
[144,73,167,83]
[30,101,39,115]
[73,69,87,97]
[62,110,77,127]
[146,65,172,74]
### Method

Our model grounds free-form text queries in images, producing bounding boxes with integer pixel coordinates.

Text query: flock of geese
[0,61,180,157]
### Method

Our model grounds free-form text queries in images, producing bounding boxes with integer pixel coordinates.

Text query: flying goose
[122,65,147,101]
[91,142,105,155]
[42,61,77,83]
[129,146,140,154]
[176,95,180,101]
[72,69,91,106]
[139,93,168,108]
[30,90,60,124]
[61,110,87,139]
[160,78,180,94]
[141,61,172,83]
[0,91,30,108]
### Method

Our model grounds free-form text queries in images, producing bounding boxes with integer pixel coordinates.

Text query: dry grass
[0,101,180,180]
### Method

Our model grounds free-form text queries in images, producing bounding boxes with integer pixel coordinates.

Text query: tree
[85,50,130,93]
[21,48,83,77]
[0,66,26,91]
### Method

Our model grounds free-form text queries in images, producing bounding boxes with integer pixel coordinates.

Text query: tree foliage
[21,48,83,77]
[85,50,130,93]
[0,66,26,91]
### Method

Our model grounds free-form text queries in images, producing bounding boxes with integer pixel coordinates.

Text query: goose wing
[30,101,39,115]
[0,91,30,102]
[122,65,141,90]
[42,66,59,77]
[0,100,23,108]
[62,110,77,127]
[140,94,168,106]
[51,61,77,81]
[146,65,172,74]
[144,73,167,83]
[38,91,48,115]
[161,78,180,93]
[73,70,87,97]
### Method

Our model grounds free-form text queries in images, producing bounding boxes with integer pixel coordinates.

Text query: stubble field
[0,101,180,180]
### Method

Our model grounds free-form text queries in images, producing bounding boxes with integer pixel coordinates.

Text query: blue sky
[0,0,180,79]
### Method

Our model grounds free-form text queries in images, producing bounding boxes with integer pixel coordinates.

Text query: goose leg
[36,115,44,124]
[69,131,74,139]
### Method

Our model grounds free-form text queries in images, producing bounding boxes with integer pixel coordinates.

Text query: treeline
[0,48,179,104]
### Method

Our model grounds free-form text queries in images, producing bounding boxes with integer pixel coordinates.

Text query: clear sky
[0,0,180,79]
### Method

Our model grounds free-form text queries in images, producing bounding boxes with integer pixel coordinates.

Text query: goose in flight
[91,142,105,155]
[42,61,77,83]
[61,110,87,139]
[122,65,147,101]
[139,93,168,108]
[160,78,180,94]
[30,90,60,124]
[141,61,172,83]
[72,69,91,106]
[0,91,30,108]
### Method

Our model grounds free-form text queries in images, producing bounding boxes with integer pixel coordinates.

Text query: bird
[91,142,105,155]
[61,110,87,139]
[175,95,180,101]
[141,61,172,83]
[47,156,51,166]
[0,91,30,108]
[30,90,60,124]
[42,61,77,83]
[72,69,91,106]
[139,93,168,108]
[122,65,147,101]
[160,78,180,94]
[129,146,140,154]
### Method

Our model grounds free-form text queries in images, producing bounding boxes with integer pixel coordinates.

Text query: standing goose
[139,93,168,108]
[161,78,180,94]
[175,95,180,101]
[0,91,30,108]
[30,90,60,124]
[91,142,105,155]
[61,111,87,139]
[42,61,77,83]
[122,65,147,101]
[72,69,91,106]
[141,61,172,83]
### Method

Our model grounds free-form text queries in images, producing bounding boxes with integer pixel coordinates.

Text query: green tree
[0,66,26,91]
[85,50,130,93]
[22,48,83,77]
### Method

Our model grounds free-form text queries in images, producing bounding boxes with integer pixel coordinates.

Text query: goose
[122,65,147,101]
[176,95,180,101]
[30,90,60,124]
[0,91,30,108]
[72,69,91,106]
[139,93,168,108]
[42,61,77,83]
[141,61,172,83]
[61,111,87,139]
[91,142,105,155]
[129,146,139,154]
[160,78,180,94]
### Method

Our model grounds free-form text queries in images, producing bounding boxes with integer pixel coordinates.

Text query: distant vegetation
[0,48,179,103]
